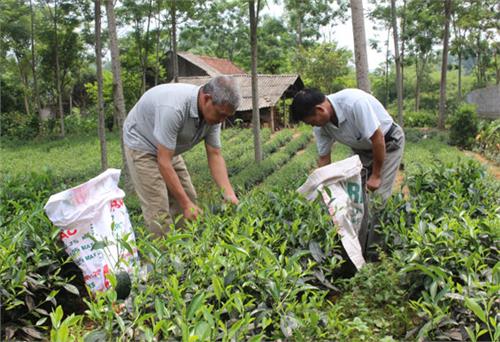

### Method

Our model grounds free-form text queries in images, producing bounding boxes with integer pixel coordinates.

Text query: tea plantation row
[1,128,498,341]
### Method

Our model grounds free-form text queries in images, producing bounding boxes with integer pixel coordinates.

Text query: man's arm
[318,153,331,167]
[157,144,201,220]
[205,142,239,204]
[367,128,386,191]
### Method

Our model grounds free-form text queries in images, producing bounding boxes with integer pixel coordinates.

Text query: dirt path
[463,151,500,180]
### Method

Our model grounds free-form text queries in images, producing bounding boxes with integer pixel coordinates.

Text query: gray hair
[202,75,241,110]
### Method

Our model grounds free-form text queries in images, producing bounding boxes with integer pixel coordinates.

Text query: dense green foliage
[1,128,498,340]
[473,119,500,164]
[380,160,499,341]
[448,104,479,149]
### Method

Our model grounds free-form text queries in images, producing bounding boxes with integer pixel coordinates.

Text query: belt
[384,123,398,143]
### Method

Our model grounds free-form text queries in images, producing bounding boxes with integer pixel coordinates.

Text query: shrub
[63,110,98,135]
[0,111,39,139]
[448,104,478,148]
[473,119,500,163]
[404,110,437,128]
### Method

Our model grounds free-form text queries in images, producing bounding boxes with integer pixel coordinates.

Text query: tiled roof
[177,52,246,76]
[177,74,304,111]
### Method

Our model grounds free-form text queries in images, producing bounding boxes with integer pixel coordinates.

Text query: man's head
[290,89,332,127]
[199,76,241,124]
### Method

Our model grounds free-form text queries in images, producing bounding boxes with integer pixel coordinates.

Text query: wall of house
[466,85,500,119]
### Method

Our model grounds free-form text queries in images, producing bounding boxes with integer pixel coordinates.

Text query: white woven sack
[44,169,138,292]
[298,155,366,270]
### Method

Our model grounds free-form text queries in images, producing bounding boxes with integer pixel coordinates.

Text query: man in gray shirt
[123,76,241,237]
[290,88,404,201]
[290,88,405,261]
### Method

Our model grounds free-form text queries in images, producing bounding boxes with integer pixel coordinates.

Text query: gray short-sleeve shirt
[123,83,221,155]
[314,89,393,156]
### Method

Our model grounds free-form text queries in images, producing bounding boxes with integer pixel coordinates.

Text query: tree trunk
[30,0,41,121]
[401,0,406,94]
[15,54,31,116]
[391,0,404,126]
[495,43,500,85]
[458,51,462,99]
[106,0,129,183]
[384,28,390,107]
[171,0,178,83]
[415,59,420,111]
[475,33,483,86]
[452,16,463,100]
[95,0,108,171]
[53,0,65,137]
[270,106,275,132]
[296,11,302,47]
[438,0,451,129]
[249,0,262,162]
[154,0,161,86]
[350,0,371,92]
[141,0,153,93]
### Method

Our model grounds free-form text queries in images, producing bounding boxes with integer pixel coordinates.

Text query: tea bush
[380,160,500,341]
[0,172,87,340]
[1,127,497,340]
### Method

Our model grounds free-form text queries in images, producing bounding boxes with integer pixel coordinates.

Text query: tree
[46,0,65,137]
[30,0,41,119]
[1,0,33,117]
[170,0,179,82]
[249,0,262,162]
[438,0,451,129]
[95,0,107,170]
[256,16,294,74]
[119,0,154,93]
[294,42,352,93]
[283,0,345,48]
[179,1,248,68]
[350,0,371,92]
[404,0,440,111]
[391,0,403,125]
[105,0,129,182]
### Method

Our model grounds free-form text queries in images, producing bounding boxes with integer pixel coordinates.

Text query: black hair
[290,89,326,122]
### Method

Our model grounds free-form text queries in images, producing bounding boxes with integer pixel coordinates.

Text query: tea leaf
[187,293,204,320]
[63,283,80,296]
[464,298,487,323]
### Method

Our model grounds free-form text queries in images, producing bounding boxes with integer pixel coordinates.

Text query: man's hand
[224,193,239,205]
[183,201,202,220]
[368,128,385,192]
[206,142,239,206]
[366,174,382,192]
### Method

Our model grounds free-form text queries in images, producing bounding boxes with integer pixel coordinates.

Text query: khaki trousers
[352,125,405,202]
[352,125,405,259]
[124,145,197,237]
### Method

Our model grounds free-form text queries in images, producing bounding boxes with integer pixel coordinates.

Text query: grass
[0,127,485,195]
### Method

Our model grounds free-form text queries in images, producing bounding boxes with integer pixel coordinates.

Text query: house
[177,74,304,131]
[166,51,304,130]
[466,85,500,119]
[165,51,246,80]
